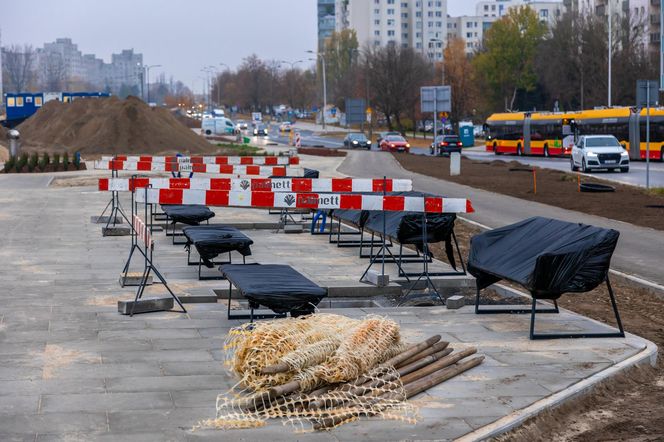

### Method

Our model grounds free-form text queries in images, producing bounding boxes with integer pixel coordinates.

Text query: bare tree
[365,44,432,131]
[42,52,65,91]
[2,44,35,92]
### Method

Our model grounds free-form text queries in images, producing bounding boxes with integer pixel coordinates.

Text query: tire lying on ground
[580,182,616,193]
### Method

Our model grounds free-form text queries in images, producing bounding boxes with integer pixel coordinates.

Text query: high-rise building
[318,0,336,50]
[447,16,496,55]
[335,0,447,62]
[476,0,564,26]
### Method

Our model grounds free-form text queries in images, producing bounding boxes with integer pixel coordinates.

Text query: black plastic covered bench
[182,225,253,280]
[219,264,327,321]
[161,205,215,244]
[468,217,624,340]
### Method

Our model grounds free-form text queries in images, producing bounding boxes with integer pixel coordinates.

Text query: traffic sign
[421,86,451,113]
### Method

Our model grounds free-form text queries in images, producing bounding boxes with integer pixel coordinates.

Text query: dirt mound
[17,96,214,155]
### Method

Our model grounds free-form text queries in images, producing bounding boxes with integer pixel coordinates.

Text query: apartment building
[334,0,448,61]
[447,16,496,54]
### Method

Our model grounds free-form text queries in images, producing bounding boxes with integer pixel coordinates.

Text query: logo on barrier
[240,180,250,190]
[283,194,296,206]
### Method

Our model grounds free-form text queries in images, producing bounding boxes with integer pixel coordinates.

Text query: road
[337,149,664,286]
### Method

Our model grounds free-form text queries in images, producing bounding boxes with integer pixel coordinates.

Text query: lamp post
[145,64,161,104]
[307,50,327,130]
[279,59,303,70]
[218,62,230,108]
[608,0,612,106]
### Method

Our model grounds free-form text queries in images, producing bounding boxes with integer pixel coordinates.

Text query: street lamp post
[279,59,304,70]
[608,0,612,106]
[307,50,327,130]
[218,63,230,108]
[145,64,161,104]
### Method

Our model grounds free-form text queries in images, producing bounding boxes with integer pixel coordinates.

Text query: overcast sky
[1,0,478,92]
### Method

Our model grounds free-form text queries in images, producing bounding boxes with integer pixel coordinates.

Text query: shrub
[53,153,60,169]
[27,152,39,172]
[4,155,15,173]
[38,152,50,172]
[16,153,28,172]
[62,152,69,170]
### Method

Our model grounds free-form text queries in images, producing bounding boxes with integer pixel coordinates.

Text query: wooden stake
[381,335,441,368]
[399,347,477,385]
[396,341,449,368]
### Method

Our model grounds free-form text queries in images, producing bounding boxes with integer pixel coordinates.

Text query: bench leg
[529,277,625,340]
[475,284,559,315]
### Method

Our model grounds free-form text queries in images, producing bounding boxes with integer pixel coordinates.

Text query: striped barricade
[132,215,153,249]
[98,177,413,193]
[94,160,302,177]
[135,188,474,214]
[100,155,299,165]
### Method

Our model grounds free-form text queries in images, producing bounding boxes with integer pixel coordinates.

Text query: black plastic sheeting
[330,192,458,268]
[183,226,253,268]
[468,217,619,300]
[220,264,327,314]
[161,205,215,225]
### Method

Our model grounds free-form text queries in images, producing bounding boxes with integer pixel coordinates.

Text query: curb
[457,332,657,441]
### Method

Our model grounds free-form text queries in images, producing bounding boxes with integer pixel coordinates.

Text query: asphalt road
[338,149,664,286]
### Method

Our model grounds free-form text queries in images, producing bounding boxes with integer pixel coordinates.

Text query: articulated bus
[485,112,576,156]
[486,107,664,160]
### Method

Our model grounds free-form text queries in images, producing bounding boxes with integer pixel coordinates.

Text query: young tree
[323,29,359,110]
[42,52,66,91]
[2,44,35,92]
[443,37,477,124]
[474,6,546,111]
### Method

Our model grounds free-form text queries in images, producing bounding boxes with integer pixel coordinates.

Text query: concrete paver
[0,163,655,441]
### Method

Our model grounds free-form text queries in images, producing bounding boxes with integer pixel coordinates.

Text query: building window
[388,0,395,3]
[402,23,409,28]
[436,1,441,6]
[403,33,409,38]
[16,97,24,107]
[402,12,408,18]
[416,11,422,17]
[466,22,472,28]
[435,11,441,17]
[387,8,395,14]
[402,2,408,7]
[428,11,433,17]
[416,42,422,48]
[540,9,548,18]
[484,5,488,10]
[466,32,473,38]
[375,19,380,25]
[436,21,442,27]
[375,30,381,36]
[374,8,380,13]
[428,21,433,27]
[388,19,395,25]
[388,30,395,36]
[7,97,15,107]
[35,96,43,106]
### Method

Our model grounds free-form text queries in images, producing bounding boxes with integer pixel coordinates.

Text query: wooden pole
[396,341,449,368]
[381,335,441,368]
[399,347,477,385]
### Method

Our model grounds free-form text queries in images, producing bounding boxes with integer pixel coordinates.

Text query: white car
[570,135,629,173]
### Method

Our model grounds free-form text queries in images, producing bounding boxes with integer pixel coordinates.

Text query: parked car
[279,122,292,132]
[343,132,371,149]
[570,135,629,173]
[379,134,410,153]
[236,120,248,130]
[430,135,463,156]
[253,124,269,137]
[376,131,401,145]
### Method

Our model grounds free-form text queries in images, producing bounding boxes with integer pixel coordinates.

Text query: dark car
[343,132,371,149]
[253,124,268,136]
[430,135,463,156]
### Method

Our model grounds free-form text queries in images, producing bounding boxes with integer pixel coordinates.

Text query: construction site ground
[0,153,657,441]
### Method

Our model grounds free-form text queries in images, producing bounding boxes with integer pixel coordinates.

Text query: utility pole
[307,50,327,130]
[608,0,612,107]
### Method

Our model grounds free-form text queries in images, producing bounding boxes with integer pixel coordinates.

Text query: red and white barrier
[135,188,474,214]
[99,177,413,193]
[94,160,302,177]
[132,215,153,248]
[294,132,301,148]
[100,155,299,165]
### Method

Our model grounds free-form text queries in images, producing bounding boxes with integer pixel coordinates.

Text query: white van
[202,117,235,136]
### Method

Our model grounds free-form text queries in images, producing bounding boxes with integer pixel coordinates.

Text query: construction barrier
[98,177,414,193]
[100,155,299,165]
[294,132,301,147]
[94,161,303,177]
[135,188,474,214]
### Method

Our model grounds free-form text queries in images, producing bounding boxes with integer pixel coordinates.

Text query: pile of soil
[17,96,215,155]
[394,153,664,231]
[172,110,201,128]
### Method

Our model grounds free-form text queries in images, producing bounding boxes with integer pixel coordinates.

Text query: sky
[1,0,478,92]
